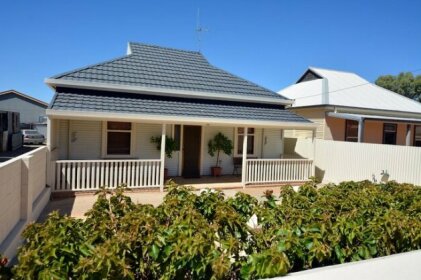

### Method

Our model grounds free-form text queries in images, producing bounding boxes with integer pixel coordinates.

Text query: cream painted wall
[0,158,21,246]
[134,123,180,176]
[325,116,345,141]
[0,147,49,259]
[68,120,102,160]
[55,120,284,177]
[284,108,325,139]
[262,128,283,158]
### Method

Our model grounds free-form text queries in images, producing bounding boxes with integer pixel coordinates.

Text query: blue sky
[0,0,420,103]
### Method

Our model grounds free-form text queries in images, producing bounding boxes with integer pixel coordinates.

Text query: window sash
[383,123,397,145]
[107,131,131,155]
[345,120,359,142]
[107,121,131,130]
[105,122,132,156]
[414,126,421,147]
[237,127,255,155]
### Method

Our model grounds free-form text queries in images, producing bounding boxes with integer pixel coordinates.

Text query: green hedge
[2,180,421,279]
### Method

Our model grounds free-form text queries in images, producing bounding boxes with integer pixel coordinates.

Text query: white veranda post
[241,127,248,188]
[160,124,166,192]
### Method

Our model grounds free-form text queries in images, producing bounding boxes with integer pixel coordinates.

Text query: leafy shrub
[3,181,421,279]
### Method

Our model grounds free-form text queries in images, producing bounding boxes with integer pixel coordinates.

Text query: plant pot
[164,168,169,180]
[211,166,222,177]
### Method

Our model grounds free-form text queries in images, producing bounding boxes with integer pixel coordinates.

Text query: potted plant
[208,132,233,177]
[151,136,179,179]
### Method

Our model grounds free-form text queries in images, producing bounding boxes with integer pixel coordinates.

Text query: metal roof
[0,89,48,108]
[50,42,287,102]
[327,112,421,123]
[279,67,421,114]
[49,88,311,124]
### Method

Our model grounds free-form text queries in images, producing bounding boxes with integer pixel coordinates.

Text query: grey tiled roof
[52,43,287,101]
[50,88,310,123]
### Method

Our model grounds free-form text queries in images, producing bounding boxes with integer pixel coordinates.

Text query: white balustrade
[54,159,162,191]
[245,159,314,184]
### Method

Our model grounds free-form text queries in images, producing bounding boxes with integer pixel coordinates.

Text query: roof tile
[53,42,287,101]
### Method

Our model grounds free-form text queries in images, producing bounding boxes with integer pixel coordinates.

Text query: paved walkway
[40,186,283,220]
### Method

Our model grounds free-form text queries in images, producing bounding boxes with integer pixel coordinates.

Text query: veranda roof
[47,88,314,129]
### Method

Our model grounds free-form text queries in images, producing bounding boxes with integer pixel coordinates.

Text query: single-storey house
[45,42,316,191]
[279,67,421,146]
[0,90,48,136]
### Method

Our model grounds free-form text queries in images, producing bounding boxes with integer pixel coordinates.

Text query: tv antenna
[196,8,208,52]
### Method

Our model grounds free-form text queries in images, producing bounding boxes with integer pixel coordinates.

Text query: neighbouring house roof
[48,88,312,127]
[278,67,421,115]
[0,90,48,108]
[327,112,421,124]
[46,42,289,105]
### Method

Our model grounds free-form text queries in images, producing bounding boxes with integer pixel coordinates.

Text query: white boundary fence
[285,138,421,185]
[0,146,50,259]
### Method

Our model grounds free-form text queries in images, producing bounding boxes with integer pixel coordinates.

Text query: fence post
[20,155,33,221]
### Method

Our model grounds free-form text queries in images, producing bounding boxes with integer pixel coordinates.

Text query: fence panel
[313,139,421,185]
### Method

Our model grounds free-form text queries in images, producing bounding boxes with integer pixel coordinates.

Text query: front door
[182,125,201,178]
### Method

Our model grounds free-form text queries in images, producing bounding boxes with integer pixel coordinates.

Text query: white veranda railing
[245,159,314,184]
[54,159,162,192]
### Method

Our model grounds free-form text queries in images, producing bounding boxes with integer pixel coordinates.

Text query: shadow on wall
[315,166,325,182]
[283,137,312,159]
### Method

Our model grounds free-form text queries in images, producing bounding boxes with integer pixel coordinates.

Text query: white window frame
[101,121,136,158]
[234,127,257,157]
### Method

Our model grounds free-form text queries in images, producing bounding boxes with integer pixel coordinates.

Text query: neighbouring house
[0,110,22,152]
[279,67,421,146]
[0,90,49,137]
[45,42,316,191]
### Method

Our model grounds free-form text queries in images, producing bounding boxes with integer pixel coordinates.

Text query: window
[106,122,132,155]
[383,123,397,145]
[414,125,421,147]
[237,128,255,155]
[345,120,358,142]
[173,125,181,151]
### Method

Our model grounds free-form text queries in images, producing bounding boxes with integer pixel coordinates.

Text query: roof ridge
[309,66,356,75]
[48,42,287,102]
[129,42,201,55]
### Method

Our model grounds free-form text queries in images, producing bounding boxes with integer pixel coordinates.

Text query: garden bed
[1,180,420,279]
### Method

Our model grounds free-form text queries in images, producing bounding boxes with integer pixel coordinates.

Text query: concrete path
[40,186,283,220]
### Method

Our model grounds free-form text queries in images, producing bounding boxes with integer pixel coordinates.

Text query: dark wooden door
[182,125,201,178]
